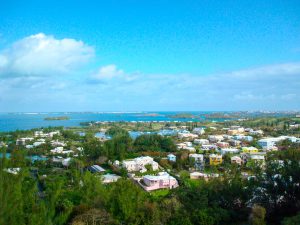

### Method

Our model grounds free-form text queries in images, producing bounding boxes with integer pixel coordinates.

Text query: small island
[168,113,199,119]
[44,116,70,121]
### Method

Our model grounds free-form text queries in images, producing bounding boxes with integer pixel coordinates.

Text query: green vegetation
[0,118,300,225]
[134,134,176,152]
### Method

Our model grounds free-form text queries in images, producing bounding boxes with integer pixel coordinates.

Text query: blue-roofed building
[167,154,176,162]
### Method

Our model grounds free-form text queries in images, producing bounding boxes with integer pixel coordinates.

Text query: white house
[51,140,66,147]
[201,144,217,151]
[33,141,45,147]
[122,156,159,172]
[208,135,224,142]
[258,137,284,151]
[190,172,208,180]
[101,174,121,183]
[178,132,198,139]
[16,137,34,146]
[249,130,264,136]
[189,154,204,162]
[4,168,21,175]
[192,128,205,135]
[62,158,72,167]
[194,139,209,145]
[50,146,64,154]
[220,148,239,155]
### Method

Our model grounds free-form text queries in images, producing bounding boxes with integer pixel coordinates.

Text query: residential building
[250,154,265,161]
[233,135,253,142]
[140,172,179,191]
[209,154,223,165]
[258,138,279,151]
[178,132,198,139]
[189,154,204,162]
[217,142,230,148]
[122,156,159,172]
[242,147,258,154]
[231,156,242,165]
[16,137,34,146]
[62,158,72,167]
[229,139,241,147]
[201,144,217,151]
[190,172,208,180]
[220,148,239,155]
[189,154,204,170]
[88,165,106,173]
[208,135,224,143]
[192,127,205,135]
[194,139,209,145]
[249,130,264,136]
[102,174,121,183]
[167,154,176,162]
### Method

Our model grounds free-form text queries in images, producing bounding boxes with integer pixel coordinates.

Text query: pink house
[139,172,179,191]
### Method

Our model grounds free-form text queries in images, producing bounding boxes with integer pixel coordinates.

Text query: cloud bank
[0,33,94,77]
[0,33,299,111]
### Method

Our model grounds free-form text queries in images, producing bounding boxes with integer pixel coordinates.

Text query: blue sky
[0,0,300,111]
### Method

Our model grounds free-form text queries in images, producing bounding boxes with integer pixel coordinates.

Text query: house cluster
[175,126,261,153]
[34,130,60,138]
[113,156,179,191]
[177,127,205,139]
[258,136,300,151]
[16,130,61,148]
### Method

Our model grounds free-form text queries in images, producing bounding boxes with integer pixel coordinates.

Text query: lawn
[149,189,170,200]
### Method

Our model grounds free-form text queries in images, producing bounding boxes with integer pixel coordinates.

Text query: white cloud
[0,33,299,111]
[0,33,94,77]
[92,64,124,79]
[230,62,300,78]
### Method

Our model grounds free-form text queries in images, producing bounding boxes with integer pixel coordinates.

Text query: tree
[282,212,300,225]
[249,205,266,225]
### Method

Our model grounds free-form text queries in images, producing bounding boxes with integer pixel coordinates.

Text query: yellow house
[242,147,258,154]
[209,154,223,165]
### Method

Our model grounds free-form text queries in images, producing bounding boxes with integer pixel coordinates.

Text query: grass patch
[149,188,170,200]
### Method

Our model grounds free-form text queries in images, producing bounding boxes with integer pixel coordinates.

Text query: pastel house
[231,156,242,165]
[190,172,208,180]
[217,142,230,148]
[140,172,179,191]
[242,146,258,154]
[209,154,223,165]
[167,154,176,162]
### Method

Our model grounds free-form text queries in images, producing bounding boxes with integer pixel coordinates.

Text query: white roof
[231,156,241,160]
[189,153,203,157]
[144,172,176,181]
[250,155,265,160]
